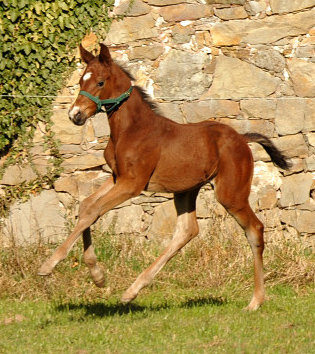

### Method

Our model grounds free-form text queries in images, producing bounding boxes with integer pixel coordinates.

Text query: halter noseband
[79,86,133,114]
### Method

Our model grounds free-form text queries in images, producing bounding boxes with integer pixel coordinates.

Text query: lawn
[0,228,314,353]
[1,286,314,354]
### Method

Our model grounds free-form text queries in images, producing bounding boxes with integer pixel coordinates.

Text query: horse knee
[78,197,91,216]
[191,219,199,238]
[247,221,264,251]
[177,215,199,241]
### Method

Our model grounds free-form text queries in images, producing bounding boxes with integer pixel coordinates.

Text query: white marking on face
[69,105,80,119]
[83,72,92,81]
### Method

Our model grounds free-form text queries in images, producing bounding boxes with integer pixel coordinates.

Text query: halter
[79,86,133,114]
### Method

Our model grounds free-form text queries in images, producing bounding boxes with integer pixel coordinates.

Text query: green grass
[0,286,314,354]
[0,226,314,353]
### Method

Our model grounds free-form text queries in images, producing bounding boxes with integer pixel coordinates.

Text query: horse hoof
[121,291,137,304]
[37,268,51,276]
[245,299,263,311]
[91,267,105,288]
[94,277,105,288]
[37,263,53,276]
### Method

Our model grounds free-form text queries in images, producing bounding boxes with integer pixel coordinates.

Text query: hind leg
[228,204,264,310]
[121,189,200,303]
[82,228,105,287]
[215,181,265,310]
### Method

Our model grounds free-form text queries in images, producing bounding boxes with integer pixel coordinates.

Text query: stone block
[287,58,315,97]
[261,208,281,229]
[207,0,245,4]
[296,46,315,58]
[196,189,226,218]
[282,158,305,176]
[240,98,276,119]
[211,8,315,45]
[66,69,81,87]
[280,209,315,234]
[218,118,275,138]
[61,152,105,173]
[153,49,210,100]
[171,24,195,44]
[147,0,183,5]
[156,102,183,123]
[0,165,37,186]
[129,45,164,61]
[207,56,280,99]
[92,113,110,137]
[147,200,176,239]
[270,0,315,14]
[272,135,308,159]
[51,109,83,145]
[3,190,67,245]
[54,176,78,197]
[214,6,247,20]
[251,49,285,73]
[182,100,240,123]
[252,161,282,192]
[279,173,313,207]
[258,186,278,210]
[304,99,315,132]
[248,143,271,162]
[114,205,144,234]
[275,98,305,135]
[245,0,267,15]
[114,0,151,17]
[157,4,213,22]
[105,14,159,45]
[305,155,315,172]
[306,133,315,147]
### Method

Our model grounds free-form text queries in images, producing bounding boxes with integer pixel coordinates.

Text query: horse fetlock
[90,266,106,288]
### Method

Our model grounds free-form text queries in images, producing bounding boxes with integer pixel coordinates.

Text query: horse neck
[108,86,156,142]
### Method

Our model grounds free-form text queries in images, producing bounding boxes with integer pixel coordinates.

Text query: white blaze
[83,72,92,81]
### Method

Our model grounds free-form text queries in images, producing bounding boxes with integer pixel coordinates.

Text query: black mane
[119,65,161,114]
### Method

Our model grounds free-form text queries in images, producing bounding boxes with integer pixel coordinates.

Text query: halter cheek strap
[79,86,133,114]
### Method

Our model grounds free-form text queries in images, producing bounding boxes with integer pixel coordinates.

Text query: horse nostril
[69,109,86,126]
[69,106,80,121]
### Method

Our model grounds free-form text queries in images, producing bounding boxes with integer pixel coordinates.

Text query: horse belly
[146,155,218,193]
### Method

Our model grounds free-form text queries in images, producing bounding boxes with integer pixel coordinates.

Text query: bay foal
[39,44,290,310]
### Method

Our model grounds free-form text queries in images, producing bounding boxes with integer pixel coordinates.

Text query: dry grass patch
[0,215,314,303]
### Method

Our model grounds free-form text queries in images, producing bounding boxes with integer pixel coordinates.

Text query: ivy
[0,0,114,216]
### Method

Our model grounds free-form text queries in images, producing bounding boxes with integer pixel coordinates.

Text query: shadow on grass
[55,295,227,318]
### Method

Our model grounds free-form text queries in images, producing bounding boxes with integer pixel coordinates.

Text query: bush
[0,0,114,151]
[0,0,114,215]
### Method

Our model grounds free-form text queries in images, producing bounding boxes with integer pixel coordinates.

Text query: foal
[39,44,290,310]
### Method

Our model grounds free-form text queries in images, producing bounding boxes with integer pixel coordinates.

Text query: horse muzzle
[68,106,87,126]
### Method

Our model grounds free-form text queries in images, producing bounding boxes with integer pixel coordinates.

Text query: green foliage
[0,0,114,214]
[0,0,114,150]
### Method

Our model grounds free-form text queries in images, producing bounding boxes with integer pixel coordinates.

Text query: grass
[1,288,314,354]
[0,219,314,353]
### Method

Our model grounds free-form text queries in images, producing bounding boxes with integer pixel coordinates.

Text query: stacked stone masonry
[1,0,315,246]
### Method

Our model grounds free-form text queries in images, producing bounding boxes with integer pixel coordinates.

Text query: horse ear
[79,44,95,63]
[99,44,112,65]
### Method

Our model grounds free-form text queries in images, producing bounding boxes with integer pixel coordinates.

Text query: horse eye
[97,81,105,87]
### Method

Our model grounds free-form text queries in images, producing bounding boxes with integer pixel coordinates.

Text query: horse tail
[244,133,292,170]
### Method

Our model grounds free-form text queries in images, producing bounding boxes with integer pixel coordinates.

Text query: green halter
[79,86,133,114]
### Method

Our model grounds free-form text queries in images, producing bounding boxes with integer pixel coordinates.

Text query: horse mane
[119,65,161,114]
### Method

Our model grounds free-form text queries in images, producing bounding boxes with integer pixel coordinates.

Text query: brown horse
[39,44,290,310]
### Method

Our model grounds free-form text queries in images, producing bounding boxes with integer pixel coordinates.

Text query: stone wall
[1,0,315,246]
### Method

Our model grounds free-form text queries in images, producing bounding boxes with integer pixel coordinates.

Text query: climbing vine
[0,0,114,216]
